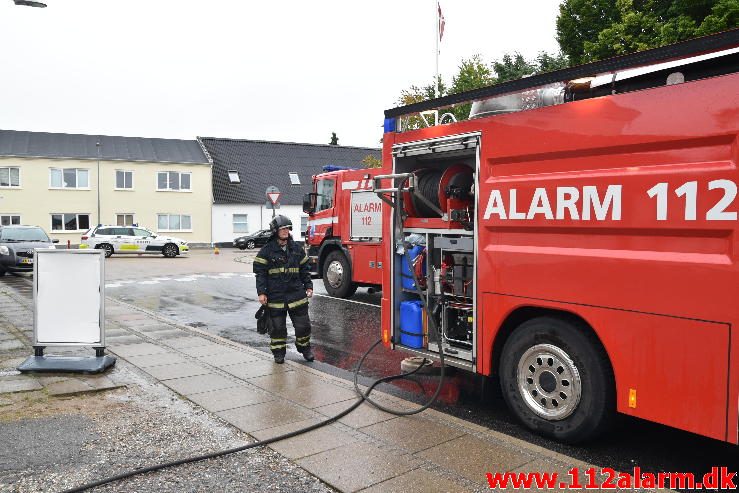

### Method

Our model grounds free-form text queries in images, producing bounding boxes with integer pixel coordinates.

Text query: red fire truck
[375,31,739,443]
[303,166,384,298]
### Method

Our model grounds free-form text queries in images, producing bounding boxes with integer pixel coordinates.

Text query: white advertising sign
[350,190,383,239]
[34,250,105,345]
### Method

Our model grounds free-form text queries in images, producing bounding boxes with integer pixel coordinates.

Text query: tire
[322,250,357,298]
[499,316,615,443]
[162,243,179,258]
[99,244,114,258]
[246,240,256,249]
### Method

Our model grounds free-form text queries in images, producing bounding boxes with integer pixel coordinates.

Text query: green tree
[447,55,496,121]
[534,51,570,73]
[361,154,382,169]
[396,77,448,130]
[492,53,536,82]
[556,0,619,65]
[557,0,739,64]
[395,51,570,125]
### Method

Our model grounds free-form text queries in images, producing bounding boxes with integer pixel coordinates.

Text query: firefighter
[253,215,314,364]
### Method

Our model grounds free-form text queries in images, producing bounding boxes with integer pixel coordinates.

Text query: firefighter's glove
[255,305,272,335]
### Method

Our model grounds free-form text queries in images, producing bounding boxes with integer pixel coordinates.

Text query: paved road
[3,250,737,488]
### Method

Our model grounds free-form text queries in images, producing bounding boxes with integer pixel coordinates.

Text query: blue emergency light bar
[322,165,356,172]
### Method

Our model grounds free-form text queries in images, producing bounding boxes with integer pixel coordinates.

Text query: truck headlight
[0,246,9,255]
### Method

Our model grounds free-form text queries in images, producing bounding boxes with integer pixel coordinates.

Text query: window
[300,216,308,237]
[51,213,90,231]
[227,170,240,184]
[116,214,134,226]
[157,214,192,231]
[157,171,191,191]
[0,215,21,226]
[315,178,335,212]
[0,167,20,188]
[289,172,301,185]
[132,228,152,237]
[233,214,248,233]
[116,170,133,189]
[97,227,134,236]
[50,168,89,189]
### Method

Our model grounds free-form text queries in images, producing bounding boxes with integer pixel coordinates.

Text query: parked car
[0,225,58,276]
[80,225,189,258]
[234,229,272,250]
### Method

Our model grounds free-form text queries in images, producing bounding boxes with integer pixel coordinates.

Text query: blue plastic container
[401,245,426,290]
[399,300,424,348]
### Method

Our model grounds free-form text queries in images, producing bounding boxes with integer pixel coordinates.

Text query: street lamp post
[96,141,101,226]
[13,0,47,7]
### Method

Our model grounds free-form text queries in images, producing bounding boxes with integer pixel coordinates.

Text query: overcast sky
[0,0,562,148]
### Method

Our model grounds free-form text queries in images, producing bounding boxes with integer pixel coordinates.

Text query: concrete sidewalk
[0,286,615,493]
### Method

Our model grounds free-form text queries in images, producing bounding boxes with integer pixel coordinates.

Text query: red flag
[438,2,445,41]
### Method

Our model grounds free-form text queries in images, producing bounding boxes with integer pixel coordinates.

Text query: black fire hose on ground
[63,247,447,493]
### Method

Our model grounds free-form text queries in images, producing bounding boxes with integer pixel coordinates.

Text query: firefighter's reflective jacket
[254,237,313,312]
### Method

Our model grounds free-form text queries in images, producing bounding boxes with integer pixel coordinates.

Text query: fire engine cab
[303,166,384,298]
[376,30,739,443]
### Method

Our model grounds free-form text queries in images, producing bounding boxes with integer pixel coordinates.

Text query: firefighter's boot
[274,354,285,364]
[300,346,314,362]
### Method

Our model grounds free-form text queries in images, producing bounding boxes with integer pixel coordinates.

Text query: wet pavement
[0,266,591,493]
[2,249,738,490]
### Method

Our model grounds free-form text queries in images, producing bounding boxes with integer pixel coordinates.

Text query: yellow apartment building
[0,130,212,245]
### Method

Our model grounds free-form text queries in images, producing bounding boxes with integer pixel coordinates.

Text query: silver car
[0,225,58,276]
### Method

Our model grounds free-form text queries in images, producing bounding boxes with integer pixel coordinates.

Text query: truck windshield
[315,179,335,212]
[0,228,50,242]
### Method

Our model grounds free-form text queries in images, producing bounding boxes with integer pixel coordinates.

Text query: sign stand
[266,185,281,218]
[17,250,116,374]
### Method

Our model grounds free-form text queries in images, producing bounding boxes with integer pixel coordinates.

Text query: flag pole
[435,0,440,99]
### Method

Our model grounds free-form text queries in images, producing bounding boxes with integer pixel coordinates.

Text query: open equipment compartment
[378,133,480,369]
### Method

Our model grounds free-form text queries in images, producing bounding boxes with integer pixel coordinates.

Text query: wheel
[499,316,615,443]
[322,250,357,298]
[162,243,179,258]
[99,244,114,258]
[246,240,256,249]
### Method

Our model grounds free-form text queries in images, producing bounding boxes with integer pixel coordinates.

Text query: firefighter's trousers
[269,304,311,357]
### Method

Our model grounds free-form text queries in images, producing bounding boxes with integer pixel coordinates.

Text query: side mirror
[303,193,317,214]
[52,239,59,244]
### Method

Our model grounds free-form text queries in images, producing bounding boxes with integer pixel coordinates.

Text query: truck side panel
[349,244,380,283]
[482,293,730,441]
[473,73,738,442]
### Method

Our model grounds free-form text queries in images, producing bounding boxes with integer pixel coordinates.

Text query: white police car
[80,225,189,258]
